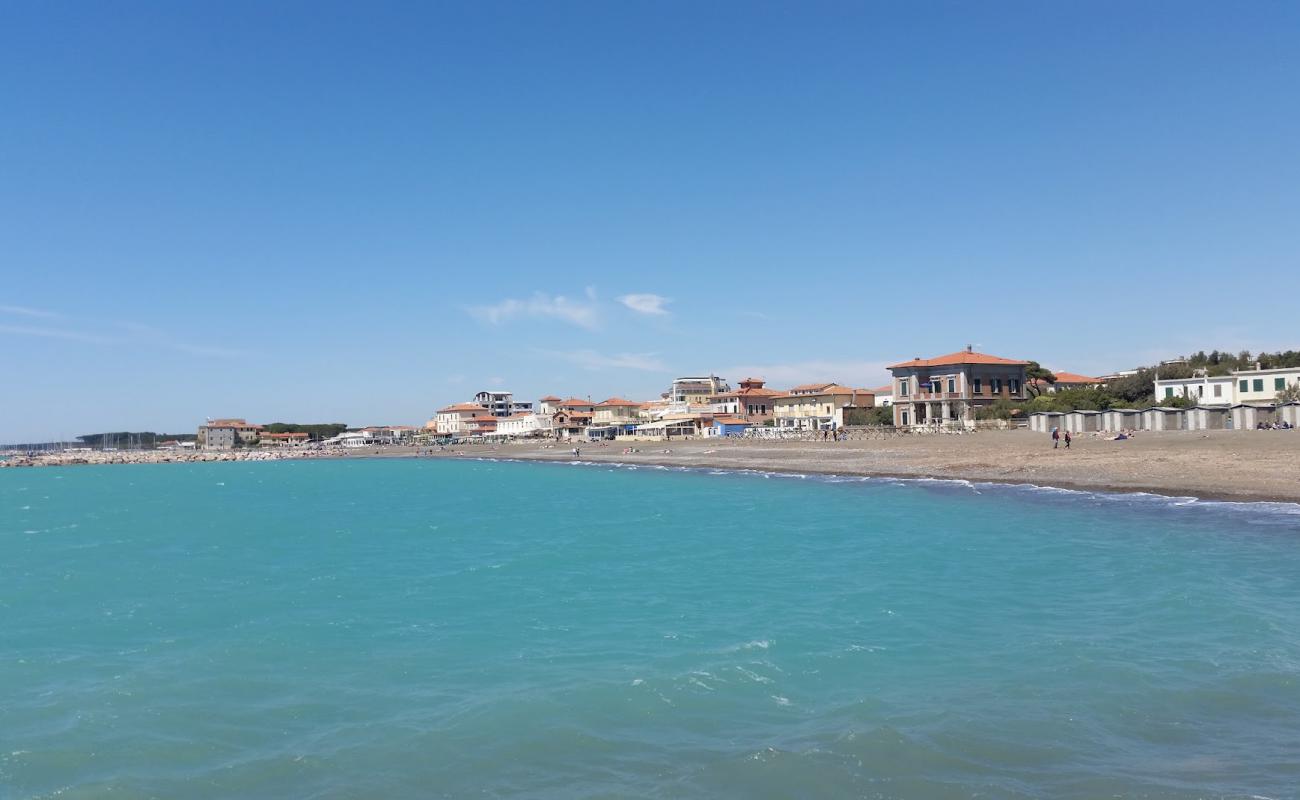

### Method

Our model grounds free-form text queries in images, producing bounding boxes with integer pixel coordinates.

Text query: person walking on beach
[1052,427,1060,449]
[1064,430,1072,449]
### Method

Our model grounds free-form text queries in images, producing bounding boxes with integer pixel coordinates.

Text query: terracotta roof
[595,397,641,407]
[1049,371,1101,384]
[538,395,562,402]
[438,402,486,413]
[560,398,594,407]
[789,382,836,392]
[774,384,875,400]
[870,384,894,394]
[261,432,308,439]
[713,416,752,425]
[888,350,1028,369]
[503,412,535,420]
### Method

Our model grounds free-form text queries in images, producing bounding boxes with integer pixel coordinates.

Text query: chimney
[966,344,973,353]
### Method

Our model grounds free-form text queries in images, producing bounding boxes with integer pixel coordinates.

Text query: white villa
[1154,366,1300,406]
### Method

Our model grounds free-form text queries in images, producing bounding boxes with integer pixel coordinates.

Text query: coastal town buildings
[198,418,264,450]
[258,432,309,447]
[709,377,783,425]
[869,385,894,407]
[772,384,874,430]
[890,348,1030,428]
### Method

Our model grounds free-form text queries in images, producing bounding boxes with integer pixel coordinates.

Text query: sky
[3,1,1298,441]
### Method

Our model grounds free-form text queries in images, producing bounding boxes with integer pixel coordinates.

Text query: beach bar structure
[1185,406,1232,431]
[1028,412,1064,433]
[1100,409,1143,432]
[1061,410,1101,433]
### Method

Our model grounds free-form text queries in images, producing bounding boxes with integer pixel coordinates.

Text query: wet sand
[7,430,1298,504]
[429,430,1300,504]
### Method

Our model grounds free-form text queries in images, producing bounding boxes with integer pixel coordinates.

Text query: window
[1276,378,1286,391]
[1165,387,1174,398]
[947,378,955,393]
[1253,379,1264,392]
[899,379,909,397]
[1196,386,1203,397]
[973,378,982,394]
[1240,380,1249,393]
[1214,385,1222,397]
[901,411,909,425]
[1010,379,1020,394]
[991,378,1002,394]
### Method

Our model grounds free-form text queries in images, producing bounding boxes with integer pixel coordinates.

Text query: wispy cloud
[1,304,62,320]
[538,348,667,372]
[723,359,893,387]
[0,316,244,358]
[113,320,246,358]
[617,293,671,316]
[0,323,115,345]
[469,289,600,330]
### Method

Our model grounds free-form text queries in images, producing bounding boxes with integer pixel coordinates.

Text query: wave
[464,457,1300,525]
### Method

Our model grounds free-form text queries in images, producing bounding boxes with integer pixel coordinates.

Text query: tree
[1025,361,1056,397]
[1278,384,1300,403]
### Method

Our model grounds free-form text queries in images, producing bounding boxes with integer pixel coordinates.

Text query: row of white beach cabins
[1029,402,1300,434]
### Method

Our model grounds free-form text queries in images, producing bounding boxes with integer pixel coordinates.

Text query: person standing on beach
[1052,428,1060,449]
[1064,430,1072,449]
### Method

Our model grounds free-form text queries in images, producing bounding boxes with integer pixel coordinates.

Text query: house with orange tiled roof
[588,398,644,438]
[772,385,875,431]
[869,385,895,407]
[709,377,784,425]
[430,402,491,435]
[889,346,1029,428]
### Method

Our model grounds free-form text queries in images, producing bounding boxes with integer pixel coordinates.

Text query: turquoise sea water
[3,459,1300,799]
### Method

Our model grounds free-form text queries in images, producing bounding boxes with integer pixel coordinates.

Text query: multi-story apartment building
[889,348,1029,428]
[669,375,730,404]
[473,390,532,417]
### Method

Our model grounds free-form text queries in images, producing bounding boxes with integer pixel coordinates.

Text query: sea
[3,458,1300,799]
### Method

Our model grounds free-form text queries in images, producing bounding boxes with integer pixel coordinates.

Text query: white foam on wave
[465,455,1300,523]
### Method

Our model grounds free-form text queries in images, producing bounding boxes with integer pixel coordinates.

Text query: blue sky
[3,1,1298,440]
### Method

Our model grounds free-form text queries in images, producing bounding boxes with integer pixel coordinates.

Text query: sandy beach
[6,430,1299,504]
[433,430,1300,504]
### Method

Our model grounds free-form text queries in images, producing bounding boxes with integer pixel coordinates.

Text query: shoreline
[425,449,1300,507]
[7,430,1299,507]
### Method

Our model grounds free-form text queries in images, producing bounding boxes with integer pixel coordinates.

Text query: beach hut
[1029,412,1063,433]
[1186,406,1231,431]
[1100,408,1141,432]
[1062,410,1101,433]
[1280,402,1300,428]
[1141,407,1185,431]
[1230,404,1277,430]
